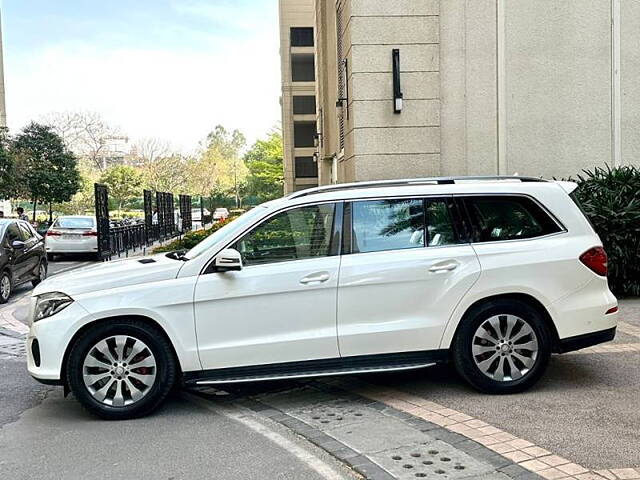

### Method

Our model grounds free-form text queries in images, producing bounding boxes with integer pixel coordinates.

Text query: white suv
[27,177,618,419]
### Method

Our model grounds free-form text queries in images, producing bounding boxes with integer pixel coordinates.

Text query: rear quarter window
[463,195,563,243]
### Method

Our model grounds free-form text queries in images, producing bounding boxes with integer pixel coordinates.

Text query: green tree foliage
[0,128,17,199]
[243,127,284,203]
[99,165,143,214]
[11,122,81,212]
[573,165,640,296]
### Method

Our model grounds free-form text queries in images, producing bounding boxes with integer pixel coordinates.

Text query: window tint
[54,217,95,229]
[293,95,316,114]
[425,200,457,246]
[235,204,335,266]
[294,122,316,147]
[352,199,424,253]
[290,27,314,47]
[295,156,317,178]
[464,196,562,242]
[291,54,315,82]
[4,223,21,245]
[17,222,33,241]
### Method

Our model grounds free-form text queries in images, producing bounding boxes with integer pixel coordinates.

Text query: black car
[0,219,47,303]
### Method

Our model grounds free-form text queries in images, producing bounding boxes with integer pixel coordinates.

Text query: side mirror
[11,240,26,250]
[214,248,242,272]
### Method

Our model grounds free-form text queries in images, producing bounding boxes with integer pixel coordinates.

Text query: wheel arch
[445,293,561,353]
[61,314,183,391]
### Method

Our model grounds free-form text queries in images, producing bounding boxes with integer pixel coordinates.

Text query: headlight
[33,292,74,322]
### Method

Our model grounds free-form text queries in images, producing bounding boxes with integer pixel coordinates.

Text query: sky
[2,0,281,153]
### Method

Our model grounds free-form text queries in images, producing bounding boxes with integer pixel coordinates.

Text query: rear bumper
[558,326,616,353]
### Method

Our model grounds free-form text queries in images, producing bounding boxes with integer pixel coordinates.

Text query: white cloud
[5,16,281,153]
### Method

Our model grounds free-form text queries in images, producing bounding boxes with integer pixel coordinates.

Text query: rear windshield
[54,217,95,229]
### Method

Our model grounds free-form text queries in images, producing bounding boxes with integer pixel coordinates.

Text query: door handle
[428,261,459,273]
[299,272,330,285]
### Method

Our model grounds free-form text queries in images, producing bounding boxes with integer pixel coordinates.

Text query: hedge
[572,165,640,296]
[152,218,235,253]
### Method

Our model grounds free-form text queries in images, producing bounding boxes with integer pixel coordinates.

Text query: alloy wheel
[0,274,10,301]
[471,314,539,381]
[39,264,47,282]
[82,335,157,407]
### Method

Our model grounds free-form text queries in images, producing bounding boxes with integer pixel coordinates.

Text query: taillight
[46,230,62,236]
[580,246,608,276]
[82,231,98,236]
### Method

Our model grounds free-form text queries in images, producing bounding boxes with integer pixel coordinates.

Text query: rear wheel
[452,299,551,394]
[67,319,177,420]
[32,262,47,287]
[46,253,55,262]
[0,271,11,304]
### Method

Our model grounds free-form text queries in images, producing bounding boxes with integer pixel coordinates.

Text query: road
[1,254,639,480]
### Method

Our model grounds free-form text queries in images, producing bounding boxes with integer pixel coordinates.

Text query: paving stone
[370,440,495,480]
[325,414,431,454]
[287,399,376,429]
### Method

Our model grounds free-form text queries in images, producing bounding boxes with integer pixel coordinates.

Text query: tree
[99,165,143,215]
[243,128,284,203]
[11,122,81,219]
[141,154,189,193]
[203,125,247,207]
[41,111,125,172]
[0,128,18,199]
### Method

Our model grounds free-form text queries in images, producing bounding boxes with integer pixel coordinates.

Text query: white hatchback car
[27,177,617,419]
[45,216,98,260]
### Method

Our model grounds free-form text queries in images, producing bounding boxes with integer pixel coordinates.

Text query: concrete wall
[0,12,6,128]
[621,0,640,166]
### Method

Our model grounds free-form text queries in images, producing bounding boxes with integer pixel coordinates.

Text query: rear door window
[351,199,425,253]
[463,196,562,242]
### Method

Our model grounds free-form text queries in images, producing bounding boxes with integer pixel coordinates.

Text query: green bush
[573,165,640,296]
[153,218,235,253]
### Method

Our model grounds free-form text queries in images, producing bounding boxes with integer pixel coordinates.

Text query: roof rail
[287,176,547,199]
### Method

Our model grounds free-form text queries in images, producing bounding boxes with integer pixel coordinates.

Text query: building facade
[279,0,640,192]
[0,9,6,128]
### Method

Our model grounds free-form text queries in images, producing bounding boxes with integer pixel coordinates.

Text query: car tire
[452,299,551,394]
[66,319,177,420]
[0,271,11,304]
[32,262,47,287]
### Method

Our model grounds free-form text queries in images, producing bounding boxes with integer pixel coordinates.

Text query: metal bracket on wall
[392,49,403,113]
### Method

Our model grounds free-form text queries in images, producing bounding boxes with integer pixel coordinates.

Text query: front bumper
[26,300,94,383]
[558,326,616,353]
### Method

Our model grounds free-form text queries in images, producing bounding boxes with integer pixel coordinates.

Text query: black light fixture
[392,49,403,113]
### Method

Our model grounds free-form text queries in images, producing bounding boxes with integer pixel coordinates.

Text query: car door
[337,197,481,357]
[193,202,342,370]
[17,222,41,277]
[4,222,31,283]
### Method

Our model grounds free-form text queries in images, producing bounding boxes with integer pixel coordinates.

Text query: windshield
[54,217,95,229]
[185,207,267,259]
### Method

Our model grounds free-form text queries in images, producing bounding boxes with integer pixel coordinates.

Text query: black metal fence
[95,184,198,261]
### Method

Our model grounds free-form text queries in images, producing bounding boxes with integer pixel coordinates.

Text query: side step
[183,349,447,386]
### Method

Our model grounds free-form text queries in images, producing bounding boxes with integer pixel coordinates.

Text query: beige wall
[0,12,6,128]
[279,0,317,193]
[282,1,640,186]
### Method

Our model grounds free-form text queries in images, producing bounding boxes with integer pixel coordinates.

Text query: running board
[183,349,447,386]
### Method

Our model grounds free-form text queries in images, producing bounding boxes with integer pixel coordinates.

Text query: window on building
[291,54,315,82]
[290,27,314,47]
[295,156,317,178]
[293,96,316,115]
[351,199,425,254]
[294,122,316,148]
[463,196,563,242]
[234,204,335,266]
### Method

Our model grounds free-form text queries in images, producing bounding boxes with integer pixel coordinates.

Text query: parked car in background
[0,219,47,303]
[213,208,229,221]
[27,177,617,419]
[45,216,98,260]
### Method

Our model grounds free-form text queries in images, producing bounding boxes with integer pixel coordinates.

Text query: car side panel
[438,232,613,348]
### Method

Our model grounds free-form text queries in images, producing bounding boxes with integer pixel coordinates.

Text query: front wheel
[452,299,551,394]
[0,271,11,304]
[67,319,177,420]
